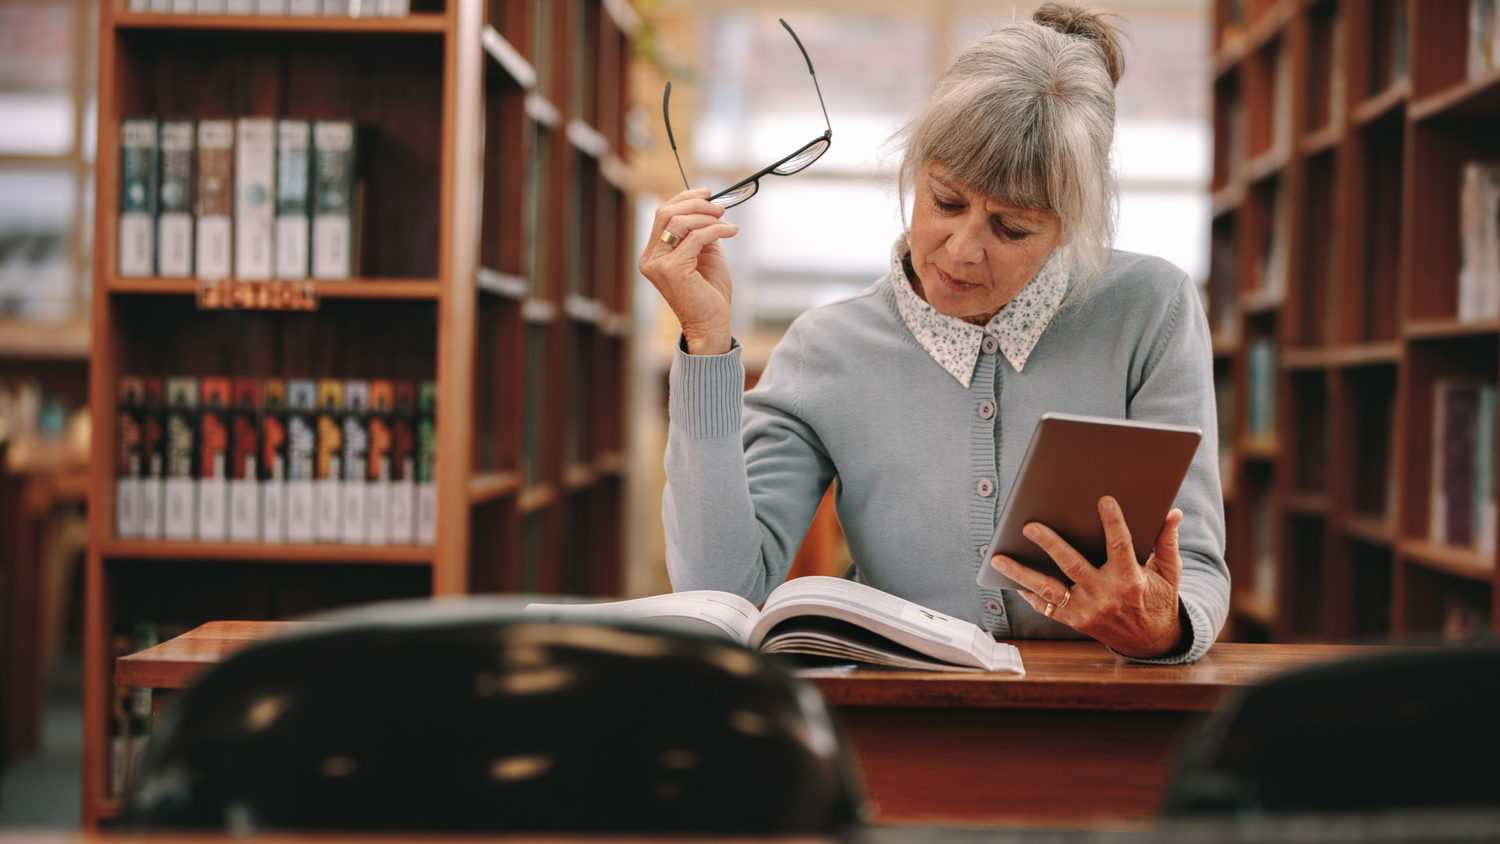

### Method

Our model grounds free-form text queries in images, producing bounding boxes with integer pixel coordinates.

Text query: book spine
[350,0,377,15]
[322,0,350,14]
[229,394,261,543]
[156,120,195,278]
[367,402,392,546]
[416,381,436,546]
[261,405,286,544]
[1478,384,1498,555]
[311,120,355,280]
[378,0,408,15]
[118,118,158,278]
[274,120,312,279]
[285,407,317,543]
[149,0,171,11]
[341,382,369,544]
[316,388,344,543]
[128,0,150,13]
[168,0,192,11]
[195,120,235,281]
[226,0,254,12]
[196,0,226,13]
[163,382,197,541]
[235,118,276,280]
[116,380,144,539]
[1436,381,1482,547]
[389,410,415,544]
[287,0,319,14]
[257,0,288,11]
[140,386,166,540]
[197,385,231,541]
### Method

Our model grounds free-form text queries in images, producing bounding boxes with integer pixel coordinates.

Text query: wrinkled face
[908,161,1064,324]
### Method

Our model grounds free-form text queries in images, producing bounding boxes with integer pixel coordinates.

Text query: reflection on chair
[1163,646,1500,815]
[129,614,865,833]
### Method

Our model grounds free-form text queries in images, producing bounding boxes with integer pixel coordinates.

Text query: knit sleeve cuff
[669,334,745,439]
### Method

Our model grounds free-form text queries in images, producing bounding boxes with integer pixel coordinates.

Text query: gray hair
[896,4,1126,285]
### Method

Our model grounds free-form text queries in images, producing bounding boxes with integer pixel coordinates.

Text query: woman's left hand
[988,496,1187,659]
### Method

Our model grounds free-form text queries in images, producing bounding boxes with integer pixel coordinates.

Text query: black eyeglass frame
[662,18,832,209]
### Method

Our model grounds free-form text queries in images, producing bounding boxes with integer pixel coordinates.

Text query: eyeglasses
[663,18,832,209]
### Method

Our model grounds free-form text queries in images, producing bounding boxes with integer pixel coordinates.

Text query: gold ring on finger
[1043,602,1056,619]
[1056,588,1071,611]
[660,229,682,248]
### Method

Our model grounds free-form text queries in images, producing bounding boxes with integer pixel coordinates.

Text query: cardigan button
[985,600,1003,614]
[981,336,999,355]
[977,479,994,497]
[978,400,995,420]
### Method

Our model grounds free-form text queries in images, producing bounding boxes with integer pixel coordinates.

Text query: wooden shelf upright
[84,0,636,825]
[1212,0,1500,645]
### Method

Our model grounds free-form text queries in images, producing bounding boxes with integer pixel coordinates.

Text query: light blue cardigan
[664,249,1229,664]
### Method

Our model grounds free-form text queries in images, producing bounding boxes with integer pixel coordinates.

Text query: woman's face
[908,161,1064,324]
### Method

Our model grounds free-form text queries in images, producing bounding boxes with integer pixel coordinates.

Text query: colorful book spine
[1247,337,1278,447]
[163,378,198,540]
[416,380,437,546]
[261,379,288,544]
[311,120,355,280]
[341,380,370,543]
[366,380,394,546]
[388,381,417,545]
[197,377,232,541]
[156,119,195,278]
[315,378,344,542]
[234,118,276,280]
[229,378,262,542]
[116,377,146,538]
[140,378,166,540]
[118,118,158,278]
[1458,161,1500,323]
[195,120,235,281]
[274,120,312,280]
[285,379,318,543]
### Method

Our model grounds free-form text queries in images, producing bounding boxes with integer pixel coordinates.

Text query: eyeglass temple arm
[780,18,831,136]
[663,81,692,191]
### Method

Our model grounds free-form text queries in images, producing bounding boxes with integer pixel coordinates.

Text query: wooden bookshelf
[83,0,636,825]
[1212,0,1500,645]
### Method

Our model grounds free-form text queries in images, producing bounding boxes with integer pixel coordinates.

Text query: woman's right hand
[638,188,739,356]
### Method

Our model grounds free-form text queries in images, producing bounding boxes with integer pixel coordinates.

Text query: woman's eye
[934,196,963,213]
[996,221,1032,241]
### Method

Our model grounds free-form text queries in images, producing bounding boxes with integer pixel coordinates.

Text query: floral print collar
[889,233,1070,387]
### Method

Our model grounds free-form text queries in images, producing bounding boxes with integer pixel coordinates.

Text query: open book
[524,576,1024,674]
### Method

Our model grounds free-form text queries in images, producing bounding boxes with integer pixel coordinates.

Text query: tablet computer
[975,412,1202,593]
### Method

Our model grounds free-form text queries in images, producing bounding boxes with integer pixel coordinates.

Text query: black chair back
[129,616,865,833]
[1163,646,1500,814]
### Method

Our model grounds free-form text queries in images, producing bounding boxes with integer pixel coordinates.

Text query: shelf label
[197,279,319,311]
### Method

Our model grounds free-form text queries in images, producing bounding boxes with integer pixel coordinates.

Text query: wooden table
[115,622,1379,828]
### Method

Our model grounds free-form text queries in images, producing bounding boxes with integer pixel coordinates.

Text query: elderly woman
[638,4,1228,663]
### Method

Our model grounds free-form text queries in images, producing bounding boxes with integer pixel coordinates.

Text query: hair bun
[1033,2,1126,86]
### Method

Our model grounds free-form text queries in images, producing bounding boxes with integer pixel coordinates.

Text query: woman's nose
[946,214,987,264]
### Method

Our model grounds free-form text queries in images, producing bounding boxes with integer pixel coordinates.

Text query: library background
[1,0,1497,827]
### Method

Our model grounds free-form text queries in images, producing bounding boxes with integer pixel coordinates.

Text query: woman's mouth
[936,267,980,292]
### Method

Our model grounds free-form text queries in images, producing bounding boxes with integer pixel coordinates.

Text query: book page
[752,577,1022,673]
[523,591,759,645]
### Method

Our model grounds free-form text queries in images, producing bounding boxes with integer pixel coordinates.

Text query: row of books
[125,0,410,16]
[1430,378,1498,555]
[1459,161,1500,323]
[109,623,161,798]
[1245,337,1278,448]
[114,376,436,546]
[118,118,357,282]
